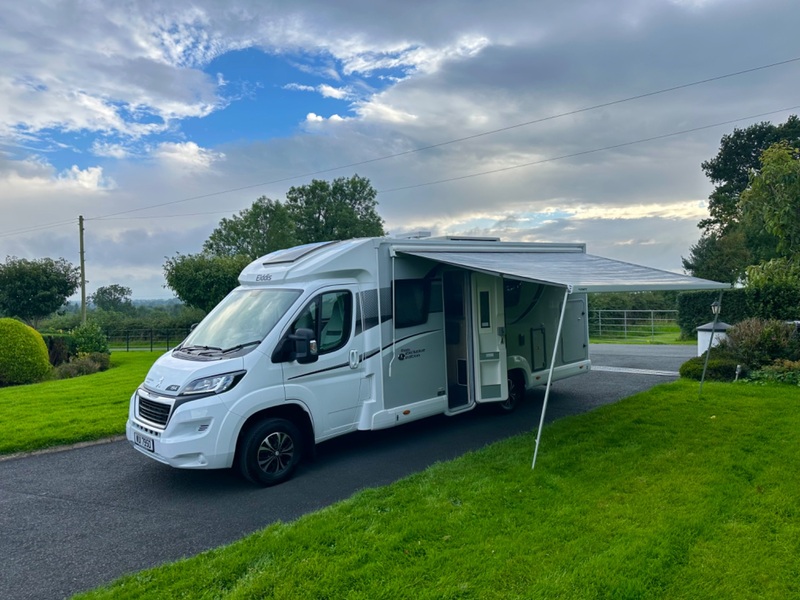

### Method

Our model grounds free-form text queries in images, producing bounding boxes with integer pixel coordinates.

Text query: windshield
[180,288,301,354]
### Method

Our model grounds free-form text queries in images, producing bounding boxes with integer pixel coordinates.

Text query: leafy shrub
[70,321,109,354]
[53,352,111,379]
[43,334,72,366]
[725,318,795,369]
[679,352,742,381]
[84,351,111,371]
[748,359,800,386]
[0,318,52,385]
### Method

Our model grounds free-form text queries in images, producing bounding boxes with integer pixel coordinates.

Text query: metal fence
[106,313,681,350]
[588,310,679,341]
[106,328,190,352]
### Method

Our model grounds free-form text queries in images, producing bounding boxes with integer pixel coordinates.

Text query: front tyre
[237,418,303,486]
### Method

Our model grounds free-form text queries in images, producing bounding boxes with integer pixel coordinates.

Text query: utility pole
[79,215,86,324]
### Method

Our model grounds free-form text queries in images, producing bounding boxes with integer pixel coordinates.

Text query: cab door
[471,273,508,403]
[280,286,365,438]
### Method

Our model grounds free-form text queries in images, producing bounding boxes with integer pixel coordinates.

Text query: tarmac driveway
[0,344,696,600]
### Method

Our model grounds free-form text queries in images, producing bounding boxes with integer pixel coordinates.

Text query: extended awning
[396,249,728,293]
[393,243,728,471]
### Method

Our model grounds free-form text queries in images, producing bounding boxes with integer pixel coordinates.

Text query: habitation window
[394,279,430,328]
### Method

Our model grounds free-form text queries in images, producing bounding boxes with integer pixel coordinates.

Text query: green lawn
[0,352,160,455]
[590,327,694,345]
[74,380,800,600]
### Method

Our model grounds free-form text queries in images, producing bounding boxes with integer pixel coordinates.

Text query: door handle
[349,349,360,369]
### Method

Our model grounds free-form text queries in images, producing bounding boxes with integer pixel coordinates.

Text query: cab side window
[290,291,352,355]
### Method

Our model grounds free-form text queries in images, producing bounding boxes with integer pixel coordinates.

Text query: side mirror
[289,328,318,364]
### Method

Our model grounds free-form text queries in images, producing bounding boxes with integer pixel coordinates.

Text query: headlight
[181,371,245,396]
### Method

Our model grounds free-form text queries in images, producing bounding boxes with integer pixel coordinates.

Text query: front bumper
[126,389,235,470]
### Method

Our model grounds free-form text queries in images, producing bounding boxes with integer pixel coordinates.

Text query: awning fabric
[398,250,728,293]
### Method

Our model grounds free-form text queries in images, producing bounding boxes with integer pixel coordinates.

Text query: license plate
[133,432,155,453]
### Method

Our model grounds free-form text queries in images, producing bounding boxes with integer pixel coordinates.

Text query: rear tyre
[497,371,525,413]
[237,418,303,486]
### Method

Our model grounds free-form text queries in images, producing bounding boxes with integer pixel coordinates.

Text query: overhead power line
[0,218,78,239]
[85,54,800,222]
[0,54,798,238]
[376,105,800,194]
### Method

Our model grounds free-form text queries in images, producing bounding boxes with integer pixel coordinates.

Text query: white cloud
[57,165,116,190]
[286,82,354,100]
[285,83,316,93]
[305,112,346,123]
[354,99,418,124]
[91,141,131,159]
[318,84,351,100]
[567,201,710,221]
[153,141,225,170]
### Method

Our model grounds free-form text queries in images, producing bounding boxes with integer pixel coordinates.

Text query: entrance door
[471,273,508,403]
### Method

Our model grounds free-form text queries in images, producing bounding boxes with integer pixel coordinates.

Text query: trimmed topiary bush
[679,354,742,382]
[0,318,52,385]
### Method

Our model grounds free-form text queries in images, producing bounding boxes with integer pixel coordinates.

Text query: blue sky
[1,0,799,298]
[26,47,407,173]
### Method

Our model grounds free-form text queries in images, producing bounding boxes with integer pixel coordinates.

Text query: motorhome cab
[126,236,724,485]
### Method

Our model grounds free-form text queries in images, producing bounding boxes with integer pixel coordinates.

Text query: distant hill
[132,298,182,308]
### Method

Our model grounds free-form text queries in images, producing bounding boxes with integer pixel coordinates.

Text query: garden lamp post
[699,298,722,398]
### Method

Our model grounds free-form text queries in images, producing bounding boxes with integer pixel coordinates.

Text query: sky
[1,0,799,299]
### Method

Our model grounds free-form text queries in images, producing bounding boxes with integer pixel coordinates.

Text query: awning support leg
[532,287,570,471]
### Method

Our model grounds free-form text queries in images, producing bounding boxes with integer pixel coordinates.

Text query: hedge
[677,285,800,338]
[677,289,748,339]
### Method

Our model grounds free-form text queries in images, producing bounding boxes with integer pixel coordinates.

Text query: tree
[203,197,299,259]
[0,256,79,328]
[165,175,386,311]
[738,141,800,289]
[285,174,385,243]
[686,116,800,282]
[90,284,134,313]
[740,141,800,257]
[700,116,800,233]
[682,228,753,284]
[163,253,251,312]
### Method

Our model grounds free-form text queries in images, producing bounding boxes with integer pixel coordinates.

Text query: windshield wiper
[222,340,262,354]
[179,344,223,354]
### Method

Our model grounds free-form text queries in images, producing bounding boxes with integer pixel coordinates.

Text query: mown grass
[591,328,694,345]
[0,352,160,454]
[75,380,800,600]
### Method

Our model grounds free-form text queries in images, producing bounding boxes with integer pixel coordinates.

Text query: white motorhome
[127,236,724,485]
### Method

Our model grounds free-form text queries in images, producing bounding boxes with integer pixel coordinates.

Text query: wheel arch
[507,366,527,391]
[506,354,532,389]
[234,403,315,464]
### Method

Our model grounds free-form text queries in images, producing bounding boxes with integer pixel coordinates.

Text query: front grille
[137,396,171,427]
